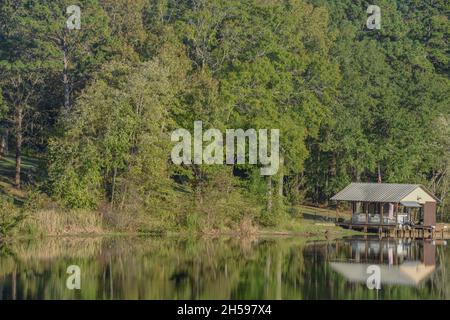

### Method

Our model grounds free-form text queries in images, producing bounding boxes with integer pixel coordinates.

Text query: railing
[352,213,397,225]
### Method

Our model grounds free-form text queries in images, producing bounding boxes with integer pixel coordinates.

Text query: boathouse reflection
[329,238,443,286]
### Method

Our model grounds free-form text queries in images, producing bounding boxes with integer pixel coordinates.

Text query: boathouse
[331,183,439,234]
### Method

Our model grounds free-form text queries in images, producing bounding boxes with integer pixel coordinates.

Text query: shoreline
[1,221,363,242]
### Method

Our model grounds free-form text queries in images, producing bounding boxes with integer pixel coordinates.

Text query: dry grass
[23,209,104,236]
[237,216,259,236]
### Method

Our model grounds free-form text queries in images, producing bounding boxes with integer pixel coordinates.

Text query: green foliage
[48,59,176,211]
[304,0,450,212]
[47,140,103,208]
[0,195,26,237]
[1,0,449,233]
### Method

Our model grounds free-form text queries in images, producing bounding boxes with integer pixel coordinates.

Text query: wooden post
[365,202,369,224]
[395,203,398,226]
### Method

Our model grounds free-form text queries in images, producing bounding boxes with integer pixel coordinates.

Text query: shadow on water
[0,235,449,300]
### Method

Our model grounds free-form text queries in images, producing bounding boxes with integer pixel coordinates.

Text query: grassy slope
[261,205,360,239]
[0,155,41,205]
[0,155,40,179]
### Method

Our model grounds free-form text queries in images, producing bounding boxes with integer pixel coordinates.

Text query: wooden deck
[336,221,449,239]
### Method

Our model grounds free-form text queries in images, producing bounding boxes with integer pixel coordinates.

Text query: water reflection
[330,238,438,286]
[0,236,448,300]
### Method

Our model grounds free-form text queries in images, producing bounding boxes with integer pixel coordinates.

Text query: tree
[0,87,7,158]
[0,69,43,187]
[399,0,450,75]
[48,58,177,213]
[22,0,115,111]
[0,0,114,187]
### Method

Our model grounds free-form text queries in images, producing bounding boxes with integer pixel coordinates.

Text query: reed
[23,209,104,236]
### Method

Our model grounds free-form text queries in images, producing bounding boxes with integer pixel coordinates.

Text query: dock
[336,221,449,239]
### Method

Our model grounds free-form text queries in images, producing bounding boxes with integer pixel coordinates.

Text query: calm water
[0,236,449,299]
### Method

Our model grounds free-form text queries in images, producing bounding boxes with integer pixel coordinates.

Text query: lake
[0,236,449,299]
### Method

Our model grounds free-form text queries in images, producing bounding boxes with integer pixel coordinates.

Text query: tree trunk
[278,174,283,197]
[355,167,361,182]
[267,176,272,212]
[0,131,7,158]
[278,156,284,197]
[14,105,23,188]
[315,151,320,204]
[277,158,284,210]
[63,35,70,110]
[326,153,337,206]
[111,166,117,209]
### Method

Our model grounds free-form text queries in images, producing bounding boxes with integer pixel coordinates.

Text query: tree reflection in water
[0,236,448,300]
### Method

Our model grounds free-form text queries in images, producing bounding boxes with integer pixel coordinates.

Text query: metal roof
[400,201,422,208]
[330,183,425,203]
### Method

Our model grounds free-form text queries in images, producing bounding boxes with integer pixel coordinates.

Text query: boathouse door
[423,202,436,227]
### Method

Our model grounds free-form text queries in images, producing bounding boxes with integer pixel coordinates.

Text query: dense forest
[0,0,449,234]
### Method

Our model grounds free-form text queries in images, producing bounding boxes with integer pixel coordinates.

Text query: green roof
[330,183,438,203]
